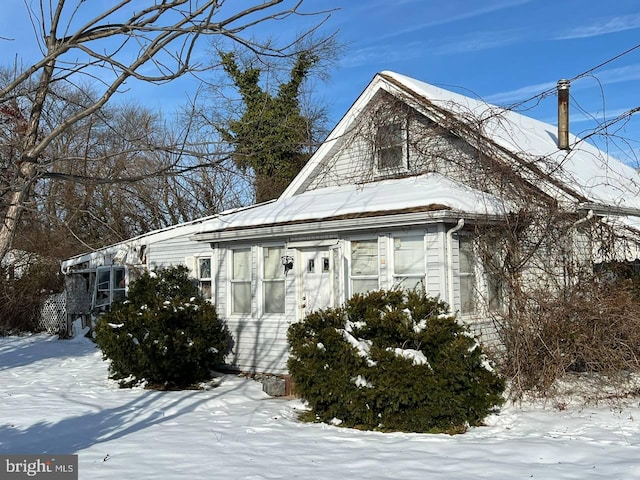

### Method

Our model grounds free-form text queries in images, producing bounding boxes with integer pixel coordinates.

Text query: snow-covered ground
[1,334,640,479]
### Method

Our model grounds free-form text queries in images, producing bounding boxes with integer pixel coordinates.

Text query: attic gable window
[375,122,404,170]
[375,121,406,171]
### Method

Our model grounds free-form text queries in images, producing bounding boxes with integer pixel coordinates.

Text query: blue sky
[313,0,640,164]
[2,0,639,163]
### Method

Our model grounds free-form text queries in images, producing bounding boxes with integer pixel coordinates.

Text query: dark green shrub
[288,289,504,433]
[94,266,231,388]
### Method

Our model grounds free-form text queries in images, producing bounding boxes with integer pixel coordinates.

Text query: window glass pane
[112,290,126,302]
[394,236,424,275]
[113,267,126,290]
[199,258,211,279]
[351,240,378,275]
[460,275,476,314]
[487,273,502,311]
[97,269,110,291]
[232,282,251,314]
[376,123,403,170]
[200,280,212,300]
[263,247,284,279]
[233,249,251,280]
[459,237,474,274]
[264,282,285,313]
[393,276,424,291]
[352,278,379,295]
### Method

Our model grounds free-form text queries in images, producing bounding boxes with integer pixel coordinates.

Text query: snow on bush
[94,266,231,389]
[287,289,505,433]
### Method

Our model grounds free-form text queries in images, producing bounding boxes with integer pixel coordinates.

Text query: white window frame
[349,238,380,296]
[196,255,213,301]
[458,234,504,316]
[261,245,286,315]
[229,247,252,315]
[94,265,126,308]
[458,235,478,316]
[391,233,426,291]
[375,118,408,173]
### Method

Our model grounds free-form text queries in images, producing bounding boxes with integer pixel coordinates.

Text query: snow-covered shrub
[287,289,504,433]
[94,266,231,388]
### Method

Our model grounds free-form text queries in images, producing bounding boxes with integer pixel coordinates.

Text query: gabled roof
[283,71,640,214]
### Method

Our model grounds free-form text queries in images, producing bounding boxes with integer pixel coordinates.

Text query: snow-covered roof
[194,173,507,235]
[60,204,269,269]
[382,71,640,211]
[285,71,640,213]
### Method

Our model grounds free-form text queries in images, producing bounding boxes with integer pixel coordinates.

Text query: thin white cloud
[374,0,533,42]
[340,42,425,69]
[557,14,640,39]
[584,64,640,85]
[485,81,557,104]
[431,30,524,56]
[486,64,640,105]
[547,107,636,125]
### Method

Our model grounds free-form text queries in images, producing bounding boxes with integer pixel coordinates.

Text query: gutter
[446,219,465,311]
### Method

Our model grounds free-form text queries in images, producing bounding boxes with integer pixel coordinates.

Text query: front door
[300,248,332,317]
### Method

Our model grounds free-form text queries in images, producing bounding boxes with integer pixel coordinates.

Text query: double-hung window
[350,239,379,295]
[263,246,285,314]
[197,257,213,300]
[231,248,251,314]
[459,236,477,315]
[392,235,425,290]
[95,266,126,307]
[375,121,405,171]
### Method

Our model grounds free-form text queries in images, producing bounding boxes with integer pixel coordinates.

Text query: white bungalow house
[61,71,640,376]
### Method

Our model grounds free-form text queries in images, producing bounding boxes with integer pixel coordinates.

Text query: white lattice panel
[38,293,67,335]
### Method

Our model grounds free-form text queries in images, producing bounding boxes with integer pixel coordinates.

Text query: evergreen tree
[221,52,318,203]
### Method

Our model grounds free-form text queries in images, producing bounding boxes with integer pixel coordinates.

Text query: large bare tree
[0,0,332,262]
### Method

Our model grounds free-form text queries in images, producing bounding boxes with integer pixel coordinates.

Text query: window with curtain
[263,246,285,314]
[392,235,425,290]
[350,239,379,295]
[231,248,251,314]
[459,236,477,315]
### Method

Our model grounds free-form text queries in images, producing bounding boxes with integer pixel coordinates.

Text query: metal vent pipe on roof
[557,79,570,150]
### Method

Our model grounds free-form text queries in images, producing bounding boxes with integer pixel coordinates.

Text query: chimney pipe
[557,79,570,150]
